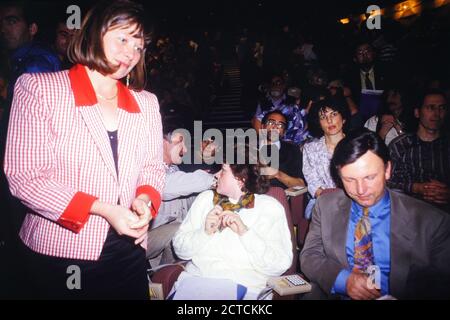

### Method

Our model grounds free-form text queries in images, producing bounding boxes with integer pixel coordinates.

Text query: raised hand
[205,205,223,235]
[218,210,248,236]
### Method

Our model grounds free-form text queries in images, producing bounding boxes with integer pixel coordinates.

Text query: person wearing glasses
[253,75,309,146]
[302,97,349,219]
[259,110,305,190]
[348,42,388,93]
[343,41,391,120]
[389,89,450,213]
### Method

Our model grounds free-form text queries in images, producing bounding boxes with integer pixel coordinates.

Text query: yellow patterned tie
[353,207,374,272]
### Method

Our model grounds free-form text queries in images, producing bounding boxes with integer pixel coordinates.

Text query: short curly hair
[308,96,350,138]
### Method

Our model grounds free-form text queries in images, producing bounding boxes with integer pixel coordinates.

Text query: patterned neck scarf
[212,190,255,212]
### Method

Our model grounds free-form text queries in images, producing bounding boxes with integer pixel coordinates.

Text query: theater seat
[265,186,299,300]
[289,193,307,248]
[265,186,297,275]
[150,264,184,299]
[291,188,339,249]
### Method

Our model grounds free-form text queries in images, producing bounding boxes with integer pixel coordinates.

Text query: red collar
[68,64,141,113]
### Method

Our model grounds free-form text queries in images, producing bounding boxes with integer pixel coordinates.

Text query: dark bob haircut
[330,129,390,188]
[224,143,270,195]
[68,0,151,91]
[308,96,350,138]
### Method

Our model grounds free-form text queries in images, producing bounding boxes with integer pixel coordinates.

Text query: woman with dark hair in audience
[171,144,292,299]
[302,96,349,219]
[4,0,165,299]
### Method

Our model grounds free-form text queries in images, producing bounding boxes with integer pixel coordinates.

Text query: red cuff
[57,192,98,233]
[136,185,162,218]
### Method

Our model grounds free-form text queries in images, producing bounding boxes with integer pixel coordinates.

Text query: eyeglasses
[266,119,286,129]
[319,110,340,121]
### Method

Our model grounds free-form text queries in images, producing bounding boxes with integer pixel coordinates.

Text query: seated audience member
[300,130,450,300]
[299,36,319,68]
[259,110,305,189]
[305,67,328,91]
[328,79,363,130]
[147,122,216,266]
[1,1,62,238]
[53,17,76,70]
[0,1,61,102]
[364,87,415,146]
[171,144,293,299]
[302,97,349,218]
[388,89,449,212]
[281,87,310,146]
[252,75,309,146]
[345,42,388,97]
[252,74,288,132]
[301,67,329,114]
[344,42,389,120]
[301,85,328,115]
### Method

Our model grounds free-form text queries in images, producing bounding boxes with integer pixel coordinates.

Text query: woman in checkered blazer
[4,0,165,299]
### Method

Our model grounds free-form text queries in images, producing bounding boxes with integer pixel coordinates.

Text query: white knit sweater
[173,190,293,293]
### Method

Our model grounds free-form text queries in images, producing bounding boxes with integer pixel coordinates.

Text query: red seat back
[151,264,184,299]
[265,186,297,275]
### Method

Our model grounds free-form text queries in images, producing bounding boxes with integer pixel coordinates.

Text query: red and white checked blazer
[4,64,166,260]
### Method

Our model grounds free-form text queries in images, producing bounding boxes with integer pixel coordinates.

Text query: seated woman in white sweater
[172,144,293,299]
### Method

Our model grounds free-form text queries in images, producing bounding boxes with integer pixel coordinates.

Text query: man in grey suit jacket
[300,130,450,299]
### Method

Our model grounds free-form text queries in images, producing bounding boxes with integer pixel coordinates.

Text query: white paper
[172,276,246,300]
[361,89,384,95]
